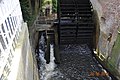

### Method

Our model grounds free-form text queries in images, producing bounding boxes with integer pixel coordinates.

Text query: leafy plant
[20,0,32,22]
[52,0,57,13]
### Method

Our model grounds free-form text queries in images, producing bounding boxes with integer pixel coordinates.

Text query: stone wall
[90,0,120,79]
[7,23,39,80]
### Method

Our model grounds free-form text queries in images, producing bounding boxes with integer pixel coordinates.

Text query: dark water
[36,35,111,80]
[56,44,111,80]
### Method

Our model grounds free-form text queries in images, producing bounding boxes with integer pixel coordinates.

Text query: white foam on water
[38,35,112,80]
[38,34,57,80]
[44,44,56,80]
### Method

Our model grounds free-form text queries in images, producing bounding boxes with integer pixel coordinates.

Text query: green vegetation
[20,0,32,23]
[20,0,40,26]
[105,33,120,76]
[41,0,57,13]
[109,33,120,67]
[52,0,57,13]
[20,0,57,26]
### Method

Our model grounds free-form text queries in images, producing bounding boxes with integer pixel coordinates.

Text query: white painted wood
[0,0,23,79]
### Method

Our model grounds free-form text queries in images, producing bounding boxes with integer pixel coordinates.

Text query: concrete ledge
[7,23,39,80]
[7,23,28,80]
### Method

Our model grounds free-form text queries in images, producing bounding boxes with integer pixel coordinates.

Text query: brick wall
[90,0,120,79]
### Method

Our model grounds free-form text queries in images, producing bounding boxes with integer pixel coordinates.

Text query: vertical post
[54,26,60,64]
[57,0,60,44]
[45,35,50,64]
[57,0,60,19]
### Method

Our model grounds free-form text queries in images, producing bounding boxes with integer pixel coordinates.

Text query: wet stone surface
[54,44,111,80]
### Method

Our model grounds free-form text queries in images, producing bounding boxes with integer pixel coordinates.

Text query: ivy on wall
[20,0,32,23]
[20,0,41,26]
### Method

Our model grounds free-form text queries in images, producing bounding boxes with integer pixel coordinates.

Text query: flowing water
[37,34,63,80]
[37,34,111,80]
